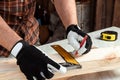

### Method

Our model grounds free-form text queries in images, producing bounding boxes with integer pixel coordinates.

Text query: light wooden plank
[0,58,26,80]
[51,46,120,80]
[0,46,120,80]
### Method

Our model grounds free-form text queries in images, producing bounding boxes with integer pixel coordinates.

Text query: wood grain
[0,58,26,80]
[0,46,120,80]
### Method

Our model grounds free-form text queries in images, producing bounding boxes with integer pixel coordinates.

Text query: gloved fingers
[78,41,87,55]
[18,62,45,80]
[40,66,54,79]
[67,32,80,50]
[72,40,87,56]
[23,66,46,80]
[45,57,67,74]
[24,72,44,80]
[33,73,46,80]
[23,66,47,80]
[72,35,91,56]
[78,35,92,55]
[68,37,80,50]
[47,63,67,73]
[18,64,33,80]
[77,34,84,41]
[38,58,66,79]
[84,35,92,53]
[23,72,34,80]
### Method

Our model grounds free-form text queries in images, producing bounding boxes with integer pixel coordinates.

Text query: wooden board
[50,46,120,80]
[0,46,120,80]
[0,58,26,80]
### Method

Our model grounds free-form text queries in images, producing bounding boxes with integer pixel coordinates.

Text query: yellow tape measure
[100,31,118,41]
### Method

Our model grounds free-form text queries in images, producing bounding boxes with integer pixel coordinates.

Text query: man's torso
[0,0,39,57]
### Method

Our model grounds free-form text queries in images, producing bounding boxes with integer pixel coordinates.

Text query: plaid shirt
[0,0,39,57]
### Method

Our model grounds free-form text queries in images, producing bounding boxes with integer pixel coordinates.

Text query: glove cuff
[10,40,25,57]
[66,24,81,35]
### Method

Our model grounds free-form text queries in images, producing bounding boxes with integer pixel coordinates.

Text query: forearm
[53,0,78,29]
[0,16,22,51]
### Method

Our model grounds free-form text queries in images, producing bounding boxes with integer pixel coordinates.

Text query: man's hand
[67,25,92,56]
[10,40,66,80]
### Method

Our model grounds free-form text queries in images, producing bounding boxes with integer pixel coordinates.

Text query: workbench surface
[0,26,120,80]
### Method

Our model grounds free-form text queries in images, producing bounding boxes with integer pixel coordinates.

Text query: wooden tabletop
[0,26,120,80]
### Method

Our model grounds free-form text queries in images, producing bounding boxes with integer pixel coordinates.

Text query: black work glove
[11,40,66,80]
[66,24,92,57]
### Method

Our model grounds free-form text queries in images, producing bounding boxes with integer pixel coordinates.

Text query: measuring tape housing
[100,31,118,41]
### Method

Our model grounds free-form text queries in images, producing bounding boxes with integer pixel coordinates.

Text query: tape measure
[100,31,118,41]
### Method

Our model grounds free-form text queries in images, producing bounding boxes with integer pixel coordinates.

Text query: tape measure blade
[51,45,79,65]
